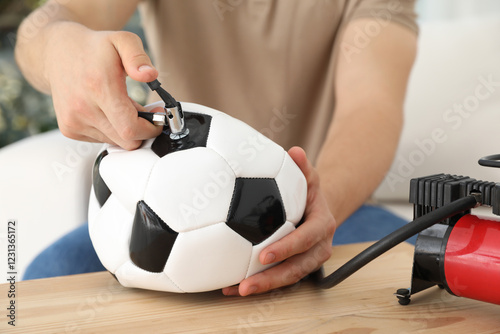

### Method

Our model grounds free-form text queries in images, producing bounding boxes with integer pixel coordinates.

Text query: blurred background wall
[0,0,500,148]
[417,0,500,21]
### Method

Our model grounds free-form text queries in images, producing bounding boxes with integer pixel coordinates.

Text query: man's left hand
[222,146,336,296]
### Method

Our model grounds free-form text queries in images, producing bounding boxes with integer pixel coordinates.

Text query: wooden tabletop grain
[1,242,499,334]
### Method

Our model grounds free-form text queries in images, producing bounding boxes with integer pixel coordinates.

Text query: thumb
[110,31,158,82]
[288,146,311,177]
[288,146,320,191]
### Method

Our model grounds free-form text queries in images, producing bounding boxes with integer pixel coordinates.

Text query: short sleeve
[345,0,418,34]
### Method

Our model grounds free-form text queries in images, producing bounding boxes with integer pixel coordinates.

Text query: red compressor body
[444,214,500,304]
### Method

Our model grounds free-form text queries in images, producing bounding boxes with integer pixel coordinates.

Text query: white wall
[416,0,500,22]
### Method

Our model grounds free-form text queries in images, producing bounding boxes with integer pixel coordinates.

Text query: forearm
[316,105,402,224]
[315,19,417,225]
[15,6,80,93]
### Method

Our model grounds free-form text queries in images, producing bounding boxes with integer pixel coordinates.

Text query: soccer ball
[88,102,307,293]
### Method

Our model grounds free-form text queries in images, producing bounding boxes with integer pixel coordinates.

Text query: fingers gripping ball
[88,102,307,293]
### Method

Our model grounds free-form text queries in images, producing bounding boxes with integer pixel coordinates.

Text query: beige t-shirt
[139,0,417,163]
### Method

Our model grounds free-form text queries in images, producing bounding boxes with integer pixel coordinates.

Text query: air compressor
[315,155,500,306]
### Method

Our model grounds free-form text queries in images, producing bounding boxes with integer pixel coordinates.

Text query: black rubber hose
[315,194,479,289]
[478,154,500,168]
[147,79,178,108]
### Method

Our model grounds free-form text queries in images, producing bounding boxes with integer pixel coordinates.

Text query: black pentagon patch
[152,112,212,158]
[130,201,178,273]
[93,150,111,207]
[226,178,286,245]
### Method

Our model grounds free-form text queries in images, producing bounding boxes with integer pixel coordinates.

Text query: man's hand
[43,22,163,150]
[15,0,163,150]
[222,146,336,296]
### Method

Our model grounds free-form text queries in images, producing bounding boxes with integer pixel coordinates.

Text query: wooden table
[1,242,499,333]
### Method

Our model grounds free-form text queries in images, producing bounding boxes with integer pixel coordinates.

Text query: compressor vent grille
[409,174,500,223]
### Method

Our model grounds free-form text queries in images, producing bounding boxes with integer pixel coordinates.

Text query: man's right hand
[42,22,162,150]
[15,0,162,150]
